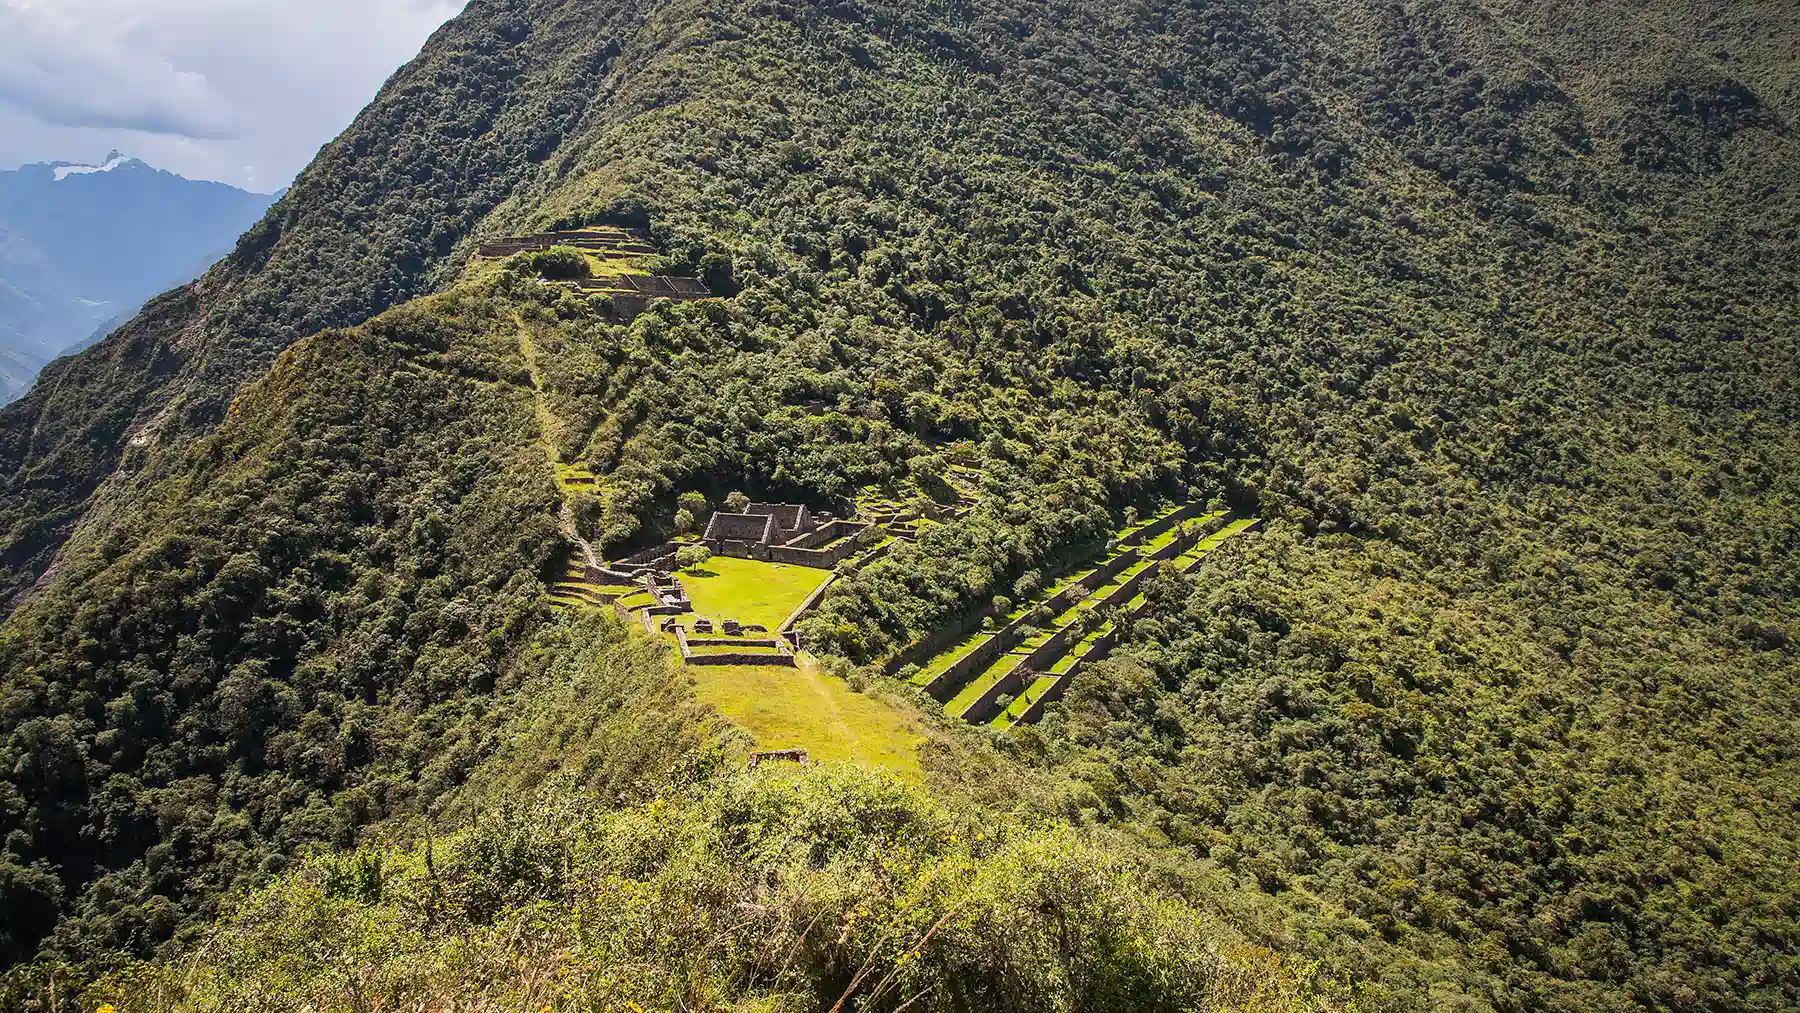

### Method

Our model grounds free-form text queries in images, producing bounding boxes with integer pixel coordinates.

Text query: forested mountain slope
[1,0,1796,1010]
[0,1,654,610]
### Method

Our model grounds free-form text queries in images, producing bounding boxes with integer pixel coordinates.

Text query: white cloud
[0,0,466,190]
[0,0,238,137]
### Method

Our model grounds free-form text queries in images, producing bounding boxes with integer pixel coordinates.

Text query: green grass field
[946,653,1025,716]
[679,556,831,631]
[687,660,925,779]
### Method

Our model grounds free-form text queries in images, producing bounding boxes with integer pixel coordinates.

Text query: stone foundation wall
[686,652,798,667]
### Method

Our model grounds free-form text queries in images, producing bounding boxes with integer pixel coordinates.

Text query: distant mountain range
[0,152,275,402]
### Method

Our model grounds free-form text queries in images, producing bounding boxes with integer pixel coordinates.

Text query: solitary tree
[725,491,751,513]
[675,544,712,571]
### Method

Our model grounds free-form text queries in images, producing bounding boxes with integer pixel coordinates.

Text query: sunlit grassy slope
[685,658,926,780]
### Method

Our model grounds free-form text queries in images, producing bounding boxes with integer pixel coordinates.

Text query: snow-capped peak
[53,151,145,182]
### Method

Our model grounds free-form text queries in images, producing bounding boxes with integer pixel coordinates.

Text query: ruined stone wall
[619,540,681,567]
[764,538,861,569]
[709,537,772,561]
[783,519,865,550]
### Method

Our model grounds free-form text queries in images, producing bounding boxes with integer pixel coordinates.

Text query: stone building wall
[619,540,681,567]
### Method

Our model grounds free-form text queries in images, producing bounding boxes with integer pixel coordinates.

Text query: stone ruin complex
[476,224,712,320]
[701,502,871,568]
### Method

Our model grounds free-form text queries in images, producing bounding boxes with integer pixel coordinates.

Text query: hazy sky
[0,0,468,192]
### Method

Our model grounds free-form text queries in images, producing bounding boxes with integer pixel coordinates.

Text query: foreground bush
[85,766,1354,1013]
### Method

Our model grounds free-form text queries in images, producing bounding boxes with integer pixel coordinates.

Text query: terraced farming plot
[897,503,1208,717]
[988,516,1264,730]
[946,652,1027,719]
[548,558,637,610]
[891,506,1262,730]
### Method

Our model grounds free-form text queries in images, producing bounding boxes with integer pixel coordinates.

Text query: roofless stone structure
[701,502,870,569]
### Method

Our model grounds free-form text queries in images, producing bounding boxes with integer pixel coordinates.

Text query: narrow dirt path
[515,315,606,571]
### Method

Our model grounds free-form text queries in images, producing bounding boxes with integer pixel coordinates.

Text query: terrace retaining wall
[764,538,862,569]
[1077,547,1141,591]
[880,503,1204,680]
[779,574,837,637]
[584,563,639,584]
[960,661,1035,724]
[1119,502,1206,547]
[1085,526,1203,613]
[687,652,797,667]
[1017,625,1122,724]
[1020,675,1069,724]
[883,604,999,678]
[921,582,1086,702]
[687,637,782,649]
[1019,621,1083,673]
[675,627,796,667]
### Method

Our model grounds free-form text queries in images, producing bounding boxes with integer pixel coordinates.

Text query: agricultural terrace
[899,504,1262,730]
[546,551,636,608]
[989,514,1261,728]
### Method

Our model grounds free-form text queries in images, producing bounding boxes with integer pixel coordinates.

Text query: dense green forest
[1,0,1796,1009]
